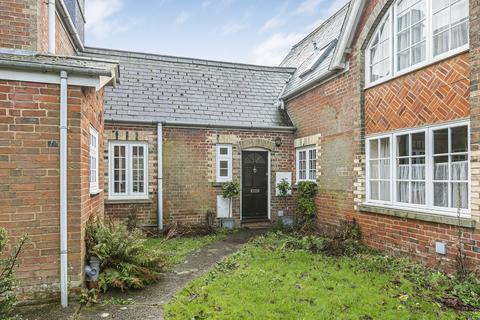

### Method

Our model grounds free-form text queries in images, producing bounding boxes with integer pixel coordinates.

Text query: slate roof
[0,53,119,77]
[280,3,349,98]
[84,47,296,128]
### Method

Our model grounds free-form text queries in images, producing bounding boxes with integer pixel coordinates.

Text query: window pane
[113,145,126,194]
[433,31,449,56]
[370,140,379,159]
[434,156,449,180]
[433,9,449,35]
[451,22,469,49]
[397,158,409,179]
[411,182,425,204]
[397,181,409,203]
[411,2,425,24]
[452,154,468,181]
[219,160,228,176]
[412,157,425,179]
[411,132,425,155]
[370,160,379,179]
[451,126,467,153]
[380,159,390,179]
[370,181,379,200]
[220,169,228,177]
[434,182,448,207]
[397,12,410,31]
[433,129,448,154]
[451,0,468,26]
[380,138,389,157]
[380,181,390,201]
[411,42,426,64]
[397,135,409,157]
[397,31,410,51]
[219,147,228,155]
[452,182,468,209]
[432,0,449,12]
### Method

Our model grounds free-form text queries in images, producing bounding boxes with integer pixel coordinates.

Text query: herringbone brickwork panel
[365,54,470,135]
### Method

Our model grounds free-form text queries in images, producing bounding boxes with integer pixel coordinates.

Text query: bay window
[296,146,317,182]
[366,121,469,215]
[366,0,469,86]
[108,141,148,200]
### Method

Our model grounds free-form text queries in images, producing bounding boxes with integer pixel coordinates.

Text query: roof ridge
[84,46,296,74]
[290,2,350,51]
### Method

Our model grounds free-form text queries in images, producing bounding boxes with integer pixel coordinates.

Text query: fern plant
[86,220,166,292]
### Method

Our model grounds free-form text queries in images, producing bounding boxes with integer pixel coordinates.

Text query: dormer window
[300,40,337,78]
[365,0,469,87]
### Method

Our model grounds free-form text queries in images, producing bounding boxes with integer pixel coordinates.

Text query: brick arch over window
[239,138,274,151]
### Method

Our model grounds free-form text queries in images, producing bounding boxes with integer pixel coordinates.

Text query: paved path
[18,229,262,320]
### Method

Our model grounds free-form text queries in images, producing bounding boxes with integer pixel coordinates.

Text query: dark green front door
[242,151,268,220]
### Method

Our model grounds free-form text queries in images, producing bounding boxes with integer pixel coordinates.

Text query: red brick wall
[0,0,38,51]
[365,54,470,135]
[0,80,104,298]
[103,125,295,227]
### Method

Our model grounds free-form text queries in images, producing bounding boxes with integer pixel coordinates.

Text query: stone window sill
[105,199,152,205]
[359,204,476,229]
[90,189,103,196]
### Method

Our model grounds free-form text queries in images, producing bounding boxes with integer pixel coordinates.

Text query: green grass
[144,232,227,269]
[164,232,480,320]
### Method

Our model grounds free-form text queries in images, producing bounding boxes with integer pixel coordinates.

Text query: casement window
[89,127,99,193]
[366,121,470,216]
[365,0,469,87]
[216,144,232,182]
[296,146,317,182]
[108,141,148,200]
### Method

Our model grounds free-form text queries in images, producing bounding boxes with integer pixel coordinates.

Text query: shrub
[0,228,29,318]
[86,220,166,292]
[295,181,317,225]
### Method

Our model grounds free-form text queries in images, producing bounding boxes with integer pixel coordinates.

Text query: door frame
[240,148,271,221]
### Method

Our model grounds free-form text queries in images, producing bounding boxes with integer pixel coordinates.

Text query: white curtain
[452,161,468,180]
[434,162,449,180]
[412,163,425,180]
[411,182,426,204]
[397,182,409,203]
[434,182,448,207]
[452,182,468,209]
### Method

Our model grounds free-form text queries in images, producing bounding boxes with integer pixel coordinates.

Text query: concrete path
[17,229,262,320]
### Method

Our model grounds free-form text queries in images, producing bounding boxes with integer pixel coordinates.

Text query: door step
[241,219,271,229]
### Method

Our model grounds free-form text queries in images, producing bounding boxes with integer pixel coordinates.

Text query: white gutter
[56,0,85,52]
[156,123,163,230]
[59,71,68,308]
[48,0,55,54]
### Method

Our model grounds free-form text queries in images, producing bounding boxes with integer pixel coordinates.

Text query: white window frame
[216,144,232,183]
[365,0,469,88]
[89,126,99,194]
[365,120,470,217]
[108,141,149,200]
[296,146,317,183]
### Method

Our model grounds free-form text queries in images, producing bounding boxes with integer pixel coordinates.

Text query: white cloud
[260,16,286,32]
[175,11,191,25]
[294,0,323,15]
[222,22,247,35]
[85,0,129,39]
[253,32,305,66]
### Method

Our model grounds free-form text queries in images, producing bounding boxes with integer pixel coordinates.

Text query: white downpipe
[157,123,163,230]
[48,0,56,54]
[59,71,68,308]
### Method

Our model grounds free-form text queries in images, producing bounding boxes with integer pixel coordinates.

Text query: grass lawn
[164,232,480,320]
[144,232,228,269]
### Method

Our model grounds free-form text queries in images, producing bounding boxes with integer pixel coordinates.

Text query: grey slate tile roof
[280,3,349,98]
[84,47,296,128]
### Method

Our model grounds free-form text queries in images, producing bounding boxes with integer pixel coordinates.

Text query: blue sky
[85,0,349,66]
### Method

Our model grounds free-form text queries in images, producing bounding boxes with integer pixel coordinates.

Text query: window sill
[212,181,232,187]
[105,198,152,205]
[90,189,102,196]
[359,204,476,229]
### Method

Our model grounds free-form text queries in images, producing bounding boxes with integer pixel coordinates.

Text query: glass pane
[380,181,390,201]
[433,9,449,35]
[397,50,410,70]
[433,129,448,154]
[434,31,449,56]
[411,42,426,64]
[380,159,390,179]
[411,182,425,204]
[397,12,410,31]
[220,160,228,169]
[452,182,468,209]
[412,157,425,180]
[397,135,409,157]
[370,160,379,179]
[397,31,410,51]
[451,0,468,26]
[397,181,409,203]
[411,132,425,155]
[434,156,449,180]
[219,147,228,155]
[411,22,425,44]
[452,154,468,181]
[380,138,389,157]
[370,181,379,200]
[451,22,469,49]
[370,140,379,159]
[451,126,467,153]
[397,158,409,179]
[434,182,448,207]
[432,0,449,13]
[220,169,228,177]
[411,2,425,24]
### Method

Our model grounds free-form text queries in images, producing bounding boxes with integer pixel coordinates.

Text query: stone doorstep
[359,204,477,229]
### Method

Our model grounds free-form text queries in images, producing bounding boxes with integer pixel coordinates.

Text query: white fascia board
[0,68,101,88]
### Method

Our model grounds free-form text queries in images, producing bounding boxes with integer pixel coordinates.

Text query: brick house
[1,0,480,304]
